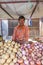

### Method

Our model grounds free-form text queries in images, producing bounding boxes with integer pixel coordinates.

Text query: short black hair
[18,16,25,20]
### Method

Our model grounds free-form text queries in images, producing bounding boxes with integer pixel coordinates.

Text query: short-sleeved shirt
[12,25,29,41]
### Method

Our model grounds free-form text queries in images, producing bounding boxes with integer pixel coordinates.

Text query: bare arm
[12,27,16,41]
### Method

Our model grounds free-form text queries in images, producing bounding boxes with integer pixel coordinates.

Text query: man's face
[19,19,25,26]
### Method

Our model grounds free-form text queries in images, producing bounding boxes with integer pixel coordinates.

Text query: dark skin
[19,18,25,26]
[12,18,25,43]
[17,19,29,44]
[12,17,29,44]
[15,18,28,44]
[12,18,29,44]
[16,18,25,44]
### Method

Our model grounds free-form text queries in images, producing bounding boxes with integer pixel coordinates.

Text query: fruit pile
[0,41,43,65]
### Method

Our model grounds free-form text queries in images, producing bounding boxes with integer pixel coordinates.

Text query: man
[12,16,29,44]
